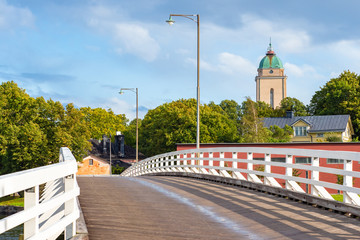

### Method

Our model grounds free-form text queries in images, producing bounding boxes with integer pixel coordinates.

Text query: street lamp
[166,14,200,150]
[119,88,139,163]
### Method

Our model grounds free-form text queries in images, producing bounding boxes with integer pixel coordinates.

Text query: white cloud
[218,52,256,75]
[86,4,160,62]
[0,0,34,29]
[186,52,256,76]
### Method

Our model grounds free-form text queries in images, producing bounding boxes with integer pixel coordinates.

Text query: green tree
[308,70,360,136]
[80,107,127,140]
[240,98,269,143]
[123,118,141,148]
[139,99,239,156]
[267,125,293,142]
[278,97,308,116]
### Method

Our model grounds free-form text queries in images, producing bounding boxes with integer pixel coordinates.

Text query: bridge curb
[142,172,360,218]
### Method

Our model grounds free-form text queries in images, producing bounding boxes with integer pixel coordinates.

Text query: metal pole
[196,14,200,150]
[136,88,139,162]
[109,134,112,175]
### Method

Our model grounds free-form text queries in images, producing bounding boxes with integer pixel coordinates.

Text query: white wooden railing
[0,147,79,240]
[122,147,360,206]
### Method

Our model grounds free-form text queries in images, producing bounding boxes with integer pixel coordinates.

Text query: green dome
[259,55,283,69]
[258,42,283,69]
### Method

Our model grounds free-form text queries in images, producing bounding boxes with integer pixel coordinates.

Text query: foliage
[112,166,126,174]
[308,70,360,136]
[240,98,269,143]
[267,125,293,142]
[278,97,308,116]
[0,81,101,175]
[123,118,141,148]
[139,99,239,156]
[80,107,127,140]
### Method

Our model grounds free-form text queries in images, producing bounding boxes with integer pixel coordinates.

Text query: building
[263,112,354,142]
[255,42,287,108]
[77,137,145,175]
[77,155,111,175]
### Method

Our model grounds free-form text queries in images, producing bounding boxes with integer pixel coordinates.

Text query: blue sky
[1,0,360,120]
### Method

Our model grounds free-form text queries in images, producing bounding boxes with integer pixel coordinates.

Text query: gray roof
[263,115,350,133]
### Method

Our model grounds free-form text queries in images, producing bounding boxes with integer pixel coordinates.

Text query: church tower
[255,42,287,108]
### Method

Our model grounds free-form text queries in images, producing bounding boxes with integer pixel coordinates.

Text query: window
[269,70,273,74]
[294,126,307,136]
[89,159,93,165]
[271,158,286,163]
[327,158,344,164]
[270,88,274,108]
[295,157,311,164]
[316,133,324,137]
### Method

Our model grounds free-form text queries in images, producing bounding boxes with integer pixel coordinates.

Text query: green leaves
[138,99,239,156]
[309,70,360,136]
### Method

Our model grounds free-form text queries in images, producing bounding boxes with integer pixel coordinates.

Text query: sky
[1,0,360,121]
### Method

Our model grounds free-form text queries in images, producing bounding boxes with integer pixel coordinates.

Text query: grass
[0,196,24,207]
[331,194,343,202]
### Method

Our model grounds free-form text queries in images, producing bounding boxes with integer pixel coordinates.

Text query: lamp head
[166,16,175,25]
[119,90,124,95]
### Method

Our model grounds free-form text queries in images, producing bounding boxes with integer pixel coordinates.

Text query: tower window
[269,70,273,74]
[270,88,274,108]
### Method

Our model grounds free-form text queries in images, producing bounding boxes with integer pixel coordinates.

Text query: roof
[263,115,351,133]
[258,43,284,69]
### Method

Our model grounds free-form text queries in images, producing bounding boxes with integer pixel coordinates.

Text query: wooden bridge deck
[77,176,360,240]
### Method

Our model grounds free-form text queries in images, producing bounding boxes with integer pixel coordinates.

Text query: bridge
[1,146,360,239]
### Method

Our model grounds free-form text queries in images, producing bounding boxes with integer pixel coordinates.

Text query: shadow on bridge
[78,176,360,240]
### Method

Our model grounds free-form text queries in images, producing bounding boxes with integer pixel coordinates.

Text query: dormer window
[294,126,307,136]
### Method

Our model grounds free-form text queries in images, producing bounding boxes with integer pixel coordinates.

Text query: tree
[123,118,141,147]
[240,98,269,143]
[0,81,95,174]
[267,125,293,142]
[278,97,307,116]
[80,107,127,140]
[308,70,360,136]
[139,99,239,156]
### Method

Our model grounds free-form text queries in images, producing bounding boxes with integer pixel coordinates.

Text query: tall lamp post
[166,14,200,150]
[119,88,139,163]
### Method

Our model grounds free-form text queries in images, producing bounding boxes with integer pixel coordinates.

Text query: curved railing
[121,147,360,208]
[0,147,79,239]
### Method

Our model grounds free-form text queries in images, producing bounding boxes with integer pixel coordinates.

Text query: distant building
[77,155,111,175]
[255,41,287,108]
[77,135,146,175]
[263,112,354,142]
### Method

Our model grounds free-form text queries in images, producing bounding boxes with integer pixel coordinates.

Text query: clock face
[269,70,273,74]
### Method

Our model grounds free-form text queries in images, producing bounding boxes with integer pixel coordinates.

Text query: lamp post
[166,14,200,150]
[119,88,139,163]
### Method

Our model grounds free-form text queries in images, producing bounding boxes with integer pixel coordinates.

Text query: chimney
[286,111,294,118]
[115,131,125,158]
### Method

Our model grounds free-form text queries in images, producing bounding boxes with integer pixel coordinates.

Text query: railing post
[24,186,39,238]
[209,152,213,168]
[247,152,253,181]
[264,153,271,185]
[344,159,353,204]
[311,157,319,196]
[65,174,76,239]
[220,152,224,168]
[285,155,293,190]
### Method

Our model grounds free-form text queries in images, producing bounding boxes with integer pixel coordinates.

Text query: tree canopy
[0,81,128,175]
[308,70,360,136]
[139,99,239,156]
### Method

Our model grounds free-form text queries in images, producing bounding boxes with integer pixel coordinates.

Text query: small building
[77,155,110,175]
[263,112,354,142]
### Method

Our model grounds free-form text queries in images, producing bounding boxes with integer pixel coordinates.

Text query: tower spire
[267,37,274,54]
